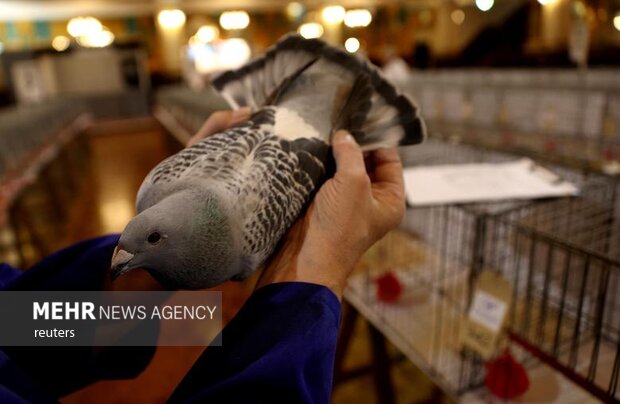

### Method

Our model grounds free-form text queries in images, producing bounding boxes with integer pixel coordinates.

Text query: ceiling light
[52,35,71,51]
[475,0,494,12]
[193,38,252,74]
[298,22,324,39]
[77,28,114,48]
[157,9,186,30]
[614,14,620,31]
[344,9,372,28]
[322,5,345,25]
[219,11,250,30]
[67,17,102,38]
[344,37,360,53]
[196,25,219,43]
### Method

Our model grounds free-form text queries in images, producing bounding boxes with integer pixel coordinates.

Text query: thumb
[331,130,366,180]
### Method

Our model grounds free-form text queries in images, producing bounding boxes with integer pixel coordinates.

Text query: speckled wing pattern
[139,107,330,262]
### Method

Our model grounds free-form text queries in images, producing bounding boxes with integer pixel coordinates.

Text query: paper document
[404,158,579,206]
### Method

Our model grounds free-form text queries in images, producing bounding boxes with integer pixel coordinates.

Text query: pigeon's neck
[137,180,223,214]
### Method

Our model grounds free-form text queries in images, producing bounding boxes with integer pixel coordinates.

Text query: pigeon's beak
[110,246,136,281]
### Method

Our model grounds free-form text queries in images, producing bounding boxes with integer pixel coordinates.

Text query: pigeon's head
[110,189,242,289]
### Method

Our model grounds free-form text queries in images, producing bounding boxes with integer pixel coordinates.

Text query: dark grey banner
[0,291,222,346]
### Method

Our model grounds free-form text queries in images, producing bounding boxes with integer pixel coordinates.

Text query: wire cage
[0,100,85,177]
[0,99,90,267]
[403,69,620,173]
[488,175,620,401]
[345,140,620,401]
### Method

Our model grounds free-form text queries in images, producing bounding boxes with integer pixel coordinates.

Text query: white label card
[404,158,579,206]
[468,290,508,333]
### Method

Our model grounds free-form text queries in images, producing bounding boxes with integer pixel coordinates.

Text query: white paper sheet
[404,158,579,206]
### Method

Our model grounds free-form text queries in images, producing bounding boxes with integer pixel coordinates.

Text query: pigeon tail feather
[212,34,426,150]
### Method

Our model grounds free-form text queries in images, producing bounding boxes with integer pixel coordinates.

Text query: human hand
[257,130,406,299]
[186,107,251,147]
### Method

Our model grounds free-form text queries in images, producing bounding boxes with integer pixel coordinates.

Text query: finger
[373,147,401,166]
[187,108,251,146]
[207,108,251,132]
[192,111,232,144]
[370,148,404,189]
[230,106,252,125]
[331,130,367,180]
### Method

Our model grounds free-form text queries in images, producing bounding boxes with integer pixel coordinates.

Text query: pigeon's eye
[147,232,161,244]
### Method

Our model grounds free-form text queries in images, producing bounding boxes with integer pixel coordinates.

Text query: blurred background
[0,0,619,403]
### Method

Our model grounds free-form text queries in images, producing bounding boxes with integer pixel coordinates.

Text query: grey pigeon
[110,34,426,289]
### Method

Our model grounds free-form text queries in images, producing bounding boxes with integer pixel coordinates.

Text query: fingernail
[344,134,355,144]
[334,131,356,145]
[233,107,251,119]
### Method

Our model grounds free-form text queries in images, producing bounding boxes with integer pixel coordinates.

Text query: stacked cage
[403,69,620,172]
[488,170,619,401]
[0,100,85,176]
[0,99,90,267]
[345,139,619,401]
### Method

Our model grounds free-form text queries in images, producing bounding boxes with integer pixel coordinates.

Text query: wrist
[257,247,355,299]
[256,222,363,299]
[294,245,358,299]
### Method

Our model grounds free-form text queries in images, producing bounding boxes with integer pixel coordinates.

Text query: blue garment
[0,236,341,403]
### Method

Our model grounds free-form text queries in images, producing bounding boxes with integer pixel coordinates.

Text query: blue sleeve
[170,282,341,404]
[0,235,156,402]
[0,264,21,289]
[3,234,120,291]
